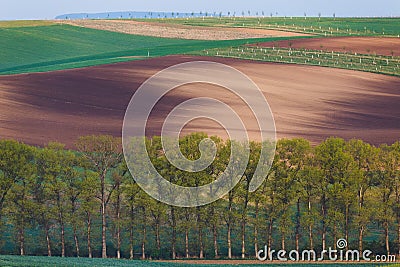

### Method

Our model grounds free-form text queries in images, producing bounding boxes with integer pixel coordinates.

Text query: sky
[1,0,399,20]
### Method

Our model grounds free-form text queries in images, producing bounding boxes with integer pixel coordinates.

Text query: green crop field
[0,255,395,267]
[1,19,397,75]
[140,17,400,37]
[0,23,306,75]
[190,45,400,76]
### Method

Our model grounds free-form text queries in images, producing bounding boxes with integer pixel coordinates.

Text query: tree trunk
[358,187,365,252]
[155,221,161,258]
[73,226,80,257]
[333,224,337,250]
[171,207,176,259]
[213,223,219,258]
[308,198,313,250]
[321,194,327,251]
[129,205,134,260]
[254,200,259,257]
[199,227,204,259]
[116,224,121,259]
[87,211,92,258]
[60,212,65,257]
[295,198,300,252]
[19,227,24,256]
[116,193,121,260]
[227,190,234,259]
[281,232,285,251]
[268,218,273,255]
[185,228,189,258]
[241,183,250,259]
[142,222,146,260]
[129,226,134,259]
[385,221,390,255]
[345,204,349,244]
[227,223,232,259]
[101,181,107,258]
[241,221,246,258]
[254,225,258,258]
[196,206,204,259]
[358,226,364,252]
[397,218,400,257]
[45,224,52,257]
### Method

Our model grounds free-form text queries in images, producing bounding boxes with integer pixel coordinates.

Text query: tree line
[0,133,399,259]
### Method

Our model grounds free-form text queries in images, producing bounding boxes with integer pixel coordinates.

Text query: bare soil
[0,55,399,148]
[256,37,400,56]
[61,19,308,40]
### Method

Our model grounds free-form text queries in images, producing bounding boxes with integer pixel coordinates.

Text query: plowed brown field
[256,37,400,56]
[0,56,399,147]
[62,19,308,40]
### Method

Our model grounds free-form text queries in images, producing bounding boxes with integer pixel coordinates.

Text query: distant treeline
[0,133,399,259]
[55,11,204,20]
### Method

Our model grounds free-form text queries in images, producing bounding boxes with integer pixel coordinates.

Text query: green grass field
[140,17,400,37]
[0,256,395,267]
[0,23,306,75]
[1,19,398,75]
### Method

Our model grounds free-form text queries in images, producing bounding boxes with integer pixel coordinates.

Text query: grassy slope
[0,23,306,75]
[0,256,392,267]
[140,17,400,36]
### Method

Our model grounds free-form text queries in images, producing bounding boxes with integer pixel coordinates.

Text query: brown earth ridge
[256,36,400,56]
[62,19,308,40]
[0,56,399,148]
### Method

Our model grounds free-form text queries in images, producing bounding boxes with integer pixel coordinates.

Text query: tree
[109,160,130,259]
[136,190,150,259]
[346,139,379,251]
[251,179,267,256]
[148,198,167,259]
[299,164,321,250]
[276,139,312,251]
[238,141,265,258]
[208,200,223,258]
[390,142,400,257]
[0,140,35,222]
[79,170,100,258]
[6,171,35,255]
[219,140,240,258]
[376,144,397,255]
[315,137,357,251]
[110,172,124,259]
[122,175,140,259]
[0,141,35,256]
[37,142,78,257]
[31,158,54,256]
[76,135,122,258]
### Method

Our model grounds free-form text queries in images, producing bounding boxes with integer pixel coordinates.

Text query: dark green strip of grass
[0,255,394,267]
